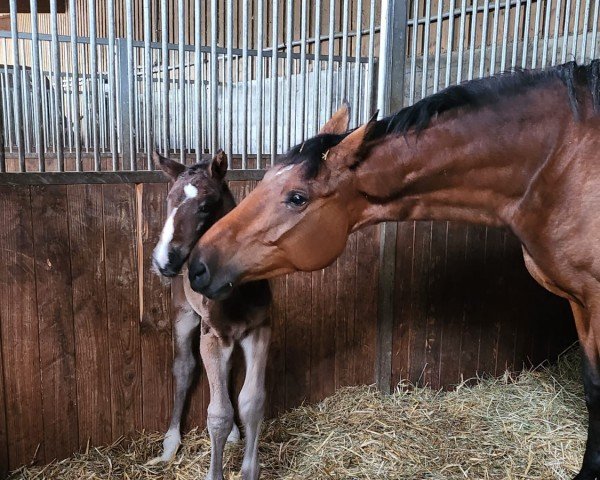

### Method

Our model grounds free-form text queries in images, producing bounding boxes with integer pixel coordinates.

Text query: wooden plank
[423,221,447,389]
[0,329,7,478]
[138,183,173,432]
[0,185,45,468]
[438,222,467,387]
[310,262,337,403]
[354,225,380,386]
[31,185,79,461]
[391,221,415,386]
[334,232,357,389]
[285,271,312,409]
[267,276,287,417]
[102,183,143,437]
[407,221,432,386]
[68,184,112,448]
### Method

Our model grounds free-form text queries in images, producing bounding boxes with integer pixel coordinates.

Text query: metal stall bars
[0,1,381,174]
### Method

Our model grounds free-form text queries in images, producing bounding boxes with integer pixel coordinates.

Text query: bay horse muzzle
[188,252,235,300]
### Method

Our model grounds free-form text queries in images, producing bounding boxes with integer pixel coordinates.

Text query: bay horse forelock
[190,60,600,479]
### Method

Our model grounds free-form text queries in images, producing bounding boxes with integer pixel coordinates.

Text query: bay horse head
[152,150,234,279]
[187,104,372,297]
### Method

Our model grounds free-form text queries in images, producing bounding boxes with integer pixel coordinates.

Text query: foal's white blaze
[184,183,198,199]
[153,207,178,269]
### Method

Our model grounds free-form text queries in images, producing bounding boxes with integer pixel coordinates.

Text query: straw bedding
[10,349,587,479]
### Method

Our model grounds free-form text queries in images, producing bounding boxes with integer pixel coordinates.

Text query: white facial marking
[153,207,178,269]
[184,183,198,199]
[275,164,294,176]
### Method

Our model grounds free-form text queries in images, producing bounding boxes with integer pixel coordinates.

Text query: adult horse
[187,60,600,479]
[148,151,272,480]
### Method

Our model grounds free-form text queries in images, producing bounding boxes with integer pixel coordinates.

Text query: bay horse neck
[351,82,578,230]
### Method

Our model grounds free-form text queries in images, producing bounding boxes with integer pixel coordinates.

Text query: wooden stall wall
[0,179,575,475]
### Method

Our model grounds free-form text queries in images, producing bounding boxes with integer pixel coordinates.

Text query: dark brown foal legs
[572,302,600,480]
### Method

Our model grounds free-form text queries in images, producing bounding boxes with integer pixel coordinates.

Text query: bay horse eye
[286,192,308,208]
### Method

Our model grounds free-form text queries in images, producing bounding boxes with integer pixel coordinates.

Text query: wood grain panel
[68,184,112,448]
[0,185,45,467]
[138,183,173,432]
[102,184,143,437]
[31,185,79,461]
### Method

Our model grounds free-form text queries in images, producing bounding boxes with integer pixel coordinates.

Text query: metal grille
[0,0,380,173]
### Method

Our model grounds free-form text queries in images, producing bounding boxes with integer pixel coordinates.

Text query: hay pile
[10,350,587,479]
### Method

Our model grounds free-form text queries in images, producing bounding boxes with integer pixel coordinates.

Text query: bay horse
[147,151,272,480]
[187,60,600,479]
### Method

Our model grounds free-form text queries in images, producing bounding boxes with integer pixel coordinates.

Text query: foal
[148,151,271,480]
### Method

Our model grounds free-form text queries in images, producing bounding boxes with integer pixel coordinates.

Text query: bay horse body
[148,151,272,480]
[188,61,600,478]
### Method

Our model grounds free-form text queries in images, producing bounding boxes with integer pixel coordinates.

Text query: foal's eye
[198,203,211,214]
[286,192,308,208]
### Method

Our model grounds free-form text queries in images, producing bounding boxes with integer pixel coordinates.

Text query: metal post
[30,0,45,171]
[226,0,233,162]
[210,0,218,154]
[178,0,185,164]
[126,0,136,170]
[326,0,335,118]
[242,0,248,167]
[107,0,117,169]
[195,0,203,160]
[256,0,264,167]
[118,38,132,170]
[269,0,279,164]
[89,0,100,170]
[375,0,408,394]
[10,0,25,170]
[144,0,153,169]
[312,0,322,132]
[50,0,64,171]
[161,0,169,155]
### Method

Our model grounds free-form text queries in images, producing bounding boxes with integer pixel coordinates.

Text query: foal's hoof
[227,423,241,443]
[145,428,181,465]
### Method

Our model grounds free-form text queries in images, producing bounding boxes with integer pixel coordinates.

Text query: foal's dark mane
[283,60,600,179]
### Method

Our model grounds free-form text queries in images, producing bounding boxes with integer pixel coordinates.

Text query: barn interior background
[0,0,597,475]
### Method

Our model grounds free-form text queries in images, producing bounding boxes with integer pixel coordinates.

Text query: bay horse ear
[330,111,380,168]
[208,150,228,180]
[319,101,351,135]
[154,151,186,180]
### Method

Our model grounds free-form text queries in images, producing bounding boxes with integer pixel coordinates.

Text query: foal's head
[152,150,234,278]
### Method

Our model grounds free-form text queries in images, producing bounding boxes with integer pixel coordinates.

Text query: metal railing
[0,0,381,174]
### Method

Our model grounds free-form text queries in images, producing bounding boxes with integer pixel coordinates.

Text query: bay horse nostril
[189,260,211,292]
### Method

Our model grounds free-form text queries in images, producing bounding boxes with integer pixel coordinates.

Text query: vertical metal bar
[365,0,376,118]
[409,0,419,103]
[313,0,322,132]
[270,0,279,164]
[421,0,431,97]
[161,0,169,155]
[126,0,135,169]
[352,0,363,125]
[340,0,350,100]
[580,0,592,62]
[196,0,203,160]
[178,0,185,163]
[552,0,563,65]
[299,0,307,140]
[433,0,444,90]
[592,0,599,58]
[0,73,4,172]
[541,0,553,67]
[375,0,408,395]
[479,0,490,77]
[562,0,573,63]
[107,0,117,169]
[500,0,510,71]
[21,51,31,155]
[241,0,249,167]
[489,0,501,74]
[531,0,543,66]
[144,0,153,169]
[521,0,532,68]
[89,0,100,170]
[30,0,45,171]
[456,0,467,84]
[571,0,583,59]
[257,0,265,167]
[445,0,456,87]
[227,0,234,161]
[3,41,13,154]
[210,0,218,154]
[511,0,522,68]
[325,0,335,117]
[284,0,293,151]
[50,0,64,171]
[467,0,479,80]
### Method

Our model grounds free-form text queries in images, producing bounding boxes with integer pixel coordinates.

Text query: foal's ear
[319,102,350,135]
[154,151,186,180]
[208,150,228,180]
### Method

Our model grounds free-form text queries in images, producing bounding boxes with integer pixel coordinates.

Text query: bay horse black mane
[283,60,600,179]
